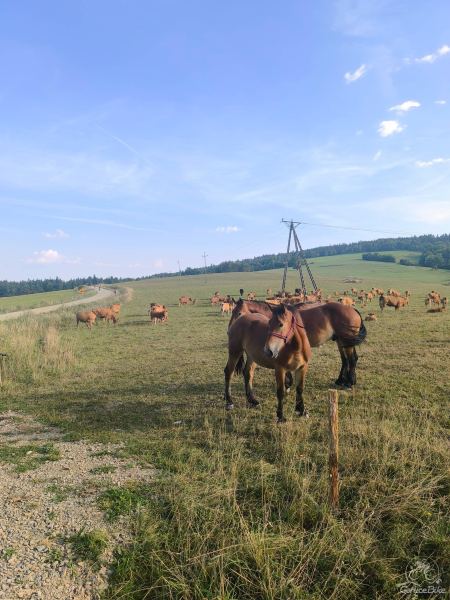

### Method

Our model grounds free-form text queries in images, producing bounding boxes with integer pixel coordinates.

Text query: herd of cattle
[74,287,447,329]
[76,303,121,329]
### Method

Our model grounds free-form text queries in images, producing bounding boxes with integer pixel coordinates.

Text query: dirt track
[0,288,116,322]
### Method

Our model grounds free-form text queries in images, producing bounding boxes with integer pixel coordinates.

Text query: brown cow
[365,313,377,321]
[76,310,96,329]
[110,303,121,315]
[384,295,408,310]
[150,305,168,324]
[338,296,355,306]
[221,302,234,316]
[93,307,118,324]
[179,296,195,306]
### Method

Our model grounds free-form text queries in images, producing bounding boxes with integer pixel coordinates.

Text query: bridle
[269,313,304,344]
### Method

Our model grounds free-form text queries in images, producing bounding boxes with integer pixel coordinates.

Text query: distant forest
[1,233,449,297]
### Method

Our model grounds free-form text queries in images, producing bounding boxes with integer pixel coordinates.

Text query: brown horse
[229,299,366,388]
[225,304,312,422]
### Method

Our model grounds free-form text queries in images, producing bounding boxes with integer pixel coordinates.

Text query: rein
[270,313,304,344]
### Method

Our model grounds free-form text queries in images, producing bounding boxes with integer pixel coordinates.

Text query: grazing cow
[110,303,121,315]
[338,296,355,306]
[76,310,96,329]
[427,291,441,307]
[179,296,195,306]
[441,297,448,309]
[365,313,377,321]
[150,305,168,324]
[93,307,118,324]
[221,301,234,316]
[384,295,408,310]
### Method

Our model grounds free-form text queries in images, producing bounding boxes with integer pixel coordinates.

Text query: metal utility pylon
[281,219,318,295]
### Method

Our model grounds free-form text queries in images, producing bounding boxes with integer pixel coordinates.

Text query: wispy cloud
[0,145,154,199]
[378,120,404,137]
[408,44,450,64]
[389,100,420,114]
[216,226,240,233]
[49,215,163,232]
[415,158,450,168]
[43,228,69,239]
[27,249,62,264]
[435,99,447,105]
[344,64,368,83]
[373,150,382,161]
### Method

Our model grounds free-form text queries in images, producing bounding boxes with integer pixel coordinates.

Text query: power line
[202,252,208,282]
[299,221,419,236]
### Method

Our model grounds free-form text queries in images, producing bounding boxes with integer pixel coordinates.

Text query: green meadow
[0,254,449,599]
[0,287,95,313]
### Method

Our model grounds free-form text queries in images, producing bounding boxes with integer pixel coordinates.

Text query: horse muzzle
[264,346,278,359]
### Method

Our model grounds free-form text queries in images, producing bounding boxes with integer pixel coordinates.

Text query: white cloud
[389,100,420,113]
[27,249,64,264]
[43,228,69,239]
[415,158,450,168]
[26,249,80,264]
[435,99,447,105]
[378,120,404,137]
[373,151,382,161]
[216,226,240,233]
[410,44,450,64]
[344,64,367,83]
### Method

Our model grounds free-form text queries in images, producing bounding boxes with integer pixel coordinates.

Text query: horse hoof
[225,403,234,411]
[285,387,291,394]
[247,400,260,408]
[277,417,287,424]
[295,409,310,418]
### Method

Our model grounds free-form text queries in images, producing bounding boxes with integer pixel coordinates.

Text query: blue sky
[1,0,450,280]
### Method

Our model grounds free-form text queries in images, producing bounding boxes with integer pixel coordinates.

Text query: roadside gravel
[0,412,154,600]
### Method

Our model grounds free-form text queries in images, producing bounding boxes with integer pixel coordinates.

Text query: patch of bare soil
[0,412,155,600]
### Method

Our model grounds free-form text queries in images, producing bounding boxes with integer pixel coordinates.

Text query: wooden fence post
[328,389,339,509]
[0,353,7,387]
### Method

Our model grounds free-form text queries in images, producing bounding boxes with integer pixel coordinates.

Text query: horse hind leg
[294,364,309,418]
[341,346,357,387]
[223,351,244,410]
[335,343,349,387]
[244,359,259,407]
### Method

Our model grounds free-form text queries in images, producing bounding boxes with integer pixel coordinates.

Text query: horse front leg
[294,364,309,417]
[275,368,286,423]
[244,359,259,407]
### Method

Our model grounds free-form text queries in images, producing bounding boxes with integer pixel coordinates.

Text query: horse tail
[337,308,367,347]
[353,309,367,345]
[234,354,245,375]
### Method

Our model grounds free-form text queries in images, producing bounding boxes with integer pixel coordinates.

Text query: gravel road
[0,288,116,322]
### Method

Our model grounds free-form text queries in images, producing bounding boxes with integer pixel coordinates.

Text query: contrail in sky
[96,124,153,167]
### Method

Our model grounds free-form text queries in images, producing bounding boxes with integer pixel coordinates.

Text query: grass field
[0,288,95,313]
[0,254,449,599]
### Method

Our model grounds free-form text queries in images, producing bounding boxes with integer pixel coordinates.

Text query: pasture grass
[0,288,95,313]
[0,254,449,598]
[68,529,109,566]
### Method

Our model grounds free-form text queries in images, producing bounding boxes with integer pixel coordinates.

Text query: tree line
[1,233,449,297]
